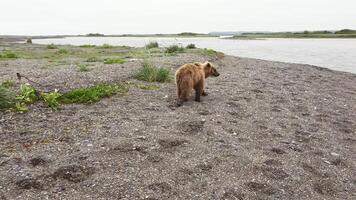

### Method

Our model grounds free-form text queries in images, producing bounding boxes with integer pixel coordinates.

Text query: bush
[41,90,61,111]
[186,44,196,49]
[0,51,18,59]
[47,44,57,49]
[26,38,32,44]
[165,45,185,54]
[59,83,128,104]
[145,41,159,49]
[0,85,16,110]
[134,62,170,82]
[103,58,126,64]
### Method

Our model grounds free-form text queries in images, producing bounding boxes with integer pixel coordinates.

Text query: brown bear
[175,62,220,106]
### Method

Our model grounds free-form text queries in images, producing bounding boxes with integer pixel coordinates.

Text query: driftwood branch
[16,73,42,86]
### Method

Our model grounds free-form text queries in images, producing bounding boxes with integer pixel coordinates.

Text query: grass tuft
[0,85,16,110]
[77,64,91,72]
[145,41,159,49]
[186,44,196,49]
[0,51,18,59]
[103,58,126,64]
[165,45,185,54]
[135,83,160,90]
[46,44,57,49]
[57,49,68,54]
[1,80,14,88]
[59,83,128,104]
[79,44,96,48]
[134,62,170,82]
[86,57,100,62]
[98,44,113,49]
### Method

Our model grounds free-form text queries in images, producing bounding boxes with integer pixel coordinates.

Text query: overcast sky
[1,0,355,35]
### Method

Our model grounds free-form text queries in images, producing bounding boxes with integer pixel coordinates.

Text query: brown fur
[175,62,219,106]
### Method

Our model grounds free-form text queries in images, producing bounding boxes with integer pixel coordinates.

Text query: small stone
[330,152,339,156]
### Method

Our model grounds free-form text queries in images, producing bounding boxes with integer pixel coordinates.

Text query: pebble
[330,152,339,156]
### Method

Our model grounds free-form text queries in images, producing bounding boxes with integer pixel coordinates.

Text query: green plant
[165,45,185,54]
[186,44,196,49]
[201,48,217,56]
[0,85,16,110]
[134,62,170,82]
[47,44,57,49]
[41,90,61,111]
[98,44,113,49]
[0,51,18,59]
[59,83,128,104]
[57,49,68,54]
[15,83,39,112]
[26,38,32,44]
[145,41,159,49]
[1,80,14,88]
[103,58,126,64]
[86,57,100,62]
[79,44,96,48]
[136,83,160,90]
[78,64,91,72]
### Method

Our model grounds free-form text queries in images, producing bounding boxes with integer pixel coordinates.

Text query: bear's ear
[204,62,212,68]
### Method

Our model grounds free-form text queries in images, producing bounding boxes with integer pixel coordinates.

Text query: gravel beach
[0,43,355,200]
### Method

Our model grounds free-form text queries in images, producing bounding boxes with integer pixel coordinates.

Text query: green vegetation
[186,44,196,49]
[41,90,61,111]
[46,44,57,49]
[59,83,128,104]
[86,33,105,37]
[145,41,159,49]
[135,83,160,90]
[97,44,113,49]
[79,44,96,48]
[1,80,14,88]
[26,38,32,44]
[0,85,16,110]
[200,48,217,56]
[15,83,39,112]
[165,45,185,54]
[178,32,199,36]
[103,58,126,64]
[0,51,18,59]
[57,49,68,54]
[86,57,100,62]
[77,64,91,72]
[134,62,170,82]
[335,29,356,34]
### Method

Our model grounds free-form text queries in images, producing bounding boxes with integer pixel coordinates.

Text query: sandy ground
[0,49,356,200]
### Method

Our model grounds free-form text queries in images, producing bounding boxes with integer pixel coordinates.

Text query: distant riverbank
[231,29,356,39]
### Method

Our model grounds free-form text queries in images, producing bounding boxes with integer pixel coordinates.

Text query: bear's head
[203,62,220,78]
